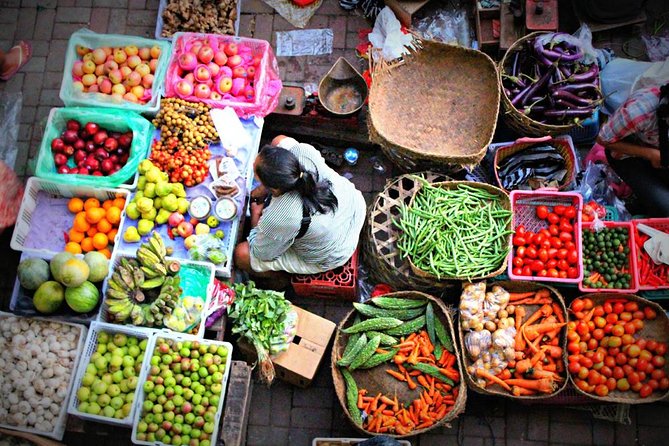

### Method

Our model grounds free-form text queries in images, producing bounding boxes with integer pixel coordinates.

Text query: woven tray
[567,293,669,404]
[406,181,512,281]
[458,281,569,400]
[363,172,456,294]
[368,39,499,171]
[332,291,467,437]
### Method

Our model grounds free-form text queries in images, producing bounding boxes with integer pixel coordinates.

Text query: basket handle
[514,135,553,145]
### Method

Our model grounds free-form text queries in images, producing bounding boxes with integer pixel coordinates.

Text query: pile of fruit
[567,297,668,399]
[106,232,183,328]
[18,251,108,314]
[51,120,133,176]
[123,159,189,243]
[582,225,633,290]
[170,36,259,102]
[511,204,580,279]
[72,44,161,104]
[66,196,125,257]
[135,338,229,446]
[161,0,237,37]
[150,98,217,187]
[74,331,147,421]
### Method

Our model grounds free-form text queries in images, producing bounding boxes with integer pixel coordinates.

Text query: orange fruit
[107,228,118,243]
[68,198,84,214]
[92,232,108,250]
[68,229,85,244]
[113,197,126,209]
[102,199,114,210]
[73,212,91,232]
[106,207,122,225]
[98,248,112,259]
[81,237,94,253]
[86,226,98,237]
[97,218,112,234]
[85,207,106,224]
[65,242,82,254]
[84,198,100,211]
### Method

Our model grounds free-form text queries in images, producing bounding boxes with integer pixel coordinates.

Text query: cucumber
[337,333,367,367]
[340,368,362,425]
[341,317,403,334]
[353,302,425,320]
[350,335,382,371]
[371,296,428,310]
[385,315,426,336]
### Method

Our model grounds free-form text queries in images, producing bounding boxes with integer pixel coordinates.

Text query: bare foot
[0,41,31,81]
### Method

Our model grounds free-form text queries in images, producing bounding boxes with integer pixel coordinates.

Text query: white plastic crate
[98,252,215,338]
[10,177,129,258]
[154,0,242,41]
[131,332,233,446]
[0,312,88,441]
[68,321,156,426]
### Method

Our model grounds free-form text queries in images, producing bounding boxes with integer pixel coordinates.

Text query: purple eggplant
[551,89,594,106]
[549,82,599,93]
[544,108,595,119]
[569,64,599,83]
[512,65,556,107]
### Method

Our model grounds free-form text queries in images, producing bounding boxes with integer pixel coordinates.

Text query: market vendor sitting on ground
[597,83,669,217]
[234,135,366,279]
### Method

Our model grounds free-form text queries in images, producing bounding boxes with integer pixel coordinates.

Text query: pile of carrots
[477,289,567,397]
[358,330,460,435]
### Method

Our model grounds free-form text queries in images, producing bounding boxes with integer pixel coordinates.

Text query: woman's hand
[251,184,268,200]
[250,201,264,228]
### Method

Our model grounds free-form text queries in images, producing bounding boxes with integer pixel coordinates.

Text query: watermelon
[65,281,99,313]
[17,258,50,290]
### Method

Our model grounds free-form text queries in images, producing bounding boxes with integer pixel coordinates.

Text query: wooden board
[500,1,525,51]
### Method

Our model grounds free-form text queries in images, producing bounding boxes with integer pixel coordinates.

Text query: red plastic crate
[508,189,583,284]
[632,218,669,290]
[291,250,358,300]
[579,221,639,293]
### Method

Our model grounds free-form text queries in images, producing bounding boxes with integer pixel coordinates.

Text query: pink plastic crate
[632,218,669,290]
[508,189,583,284]
[579,221,639,293]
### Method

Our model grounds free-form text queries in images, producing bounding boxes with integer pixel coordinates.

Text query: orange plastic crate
[291,250,358,300]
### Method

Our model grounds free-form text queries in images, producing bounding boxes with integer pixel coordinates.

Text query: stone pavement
[0,1,668,446]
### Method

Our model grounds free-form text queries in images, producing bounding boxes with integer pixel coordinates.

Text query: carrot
[370,393,381,412]
[526,369,564,381]
[504,378,556,393]
[357,392,364,409]
[393,341,415,349]
[406,371,417,390]
[521,304,553,330]
[543,362,557,372]
[406,333,418,342]
[508,292,535,301]
[512,386,537,396]
[445,354,456,368]
[380,395,395,406]
[511,298,554,305]
[429,376,435,396]
[386,369,406,381]
[476,369,512,391]
[394,354,408,365]
[497,368,512,380]
[535,288,550,299]
[416,420,434,429]
[552,303,564,323]
[582,307,596,323]
[382,409,394,416]
[524,322,566,340]
[376,348,389,354]
[395,425,408,435]
[438,351,450,367]
[419,342,431,358]
[435,404,448,419]
[439,367,460,382]
[409,370,422,377]
[407,343,420,365]
[423,390,434,405]
[515,306,526,350]
[362,396,374,402]
[416,356,435,363]
[541,345,563,359]
[417,375,430,389]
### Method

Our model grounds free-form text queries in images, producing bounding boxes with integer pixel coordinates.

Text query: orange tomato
[68,198,84,214]
[85,207,106,224]
[73,212,91,232]
[96,218,112,234]
[84,198,100,211]
[112,197,126,209]
[107,228,118,244]
[102,199,114,210]
[106,207,121,225]
[65,242,82,254]
[81,237,94,252]
[86,226,98,237]
[92,232,108,250]
[68,229,85,243]
[98,248,112,259]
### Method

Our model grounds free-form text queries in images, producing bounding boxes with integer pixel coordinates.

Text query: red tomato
[640,350,653,362]
[522,266,532,276]
[526,246,538,259]
[536,205,549,220]
[644,306,657,320]
[567,267,580,279]
[594,305,605,317]
[603,302,613,314]
[512,267,523,276]
[606,313,619,324]
[624,322,636,335]
[568,361,581,375]
[648,379,660,390]
[558,270,568,279]
[538,249,549,263]
[549,225,559,236]
[559,232,573,242]
[547,213,560,224]
[609,337,622,348]
[587,338,599,350]
[646,340,658,352]
[533,233,546,245]
[631,381,643,392]
[652,355,666,368]
[636,359,649,371]
[656,343,667,356]
[613,302,625,314]
[619,311,632,322]
[516,225,527,236]
[629,358,638,368]
[606,377,617,391]
[639,384,653,398]
[546,259,558,269]
[652,369,666,381]
[580,356,594,368]
[565,241,577,250]
[567,330,580,342]
[595,384,609,397]
[592,351,605,364]
[628,372,641,385]
[613,366,625,380]
[568,342,581,354]
[622,364,634,376]
[616,353,628,365]
[513,235,527,246]
[622,334,635,346]
[538,269,548,277]
[559,220,574,233]
[567,249,579,265]
[554,205,566,215]
[550,237,563,249]
[516,246,526,258]
[548,268,560,278]
[512,256,524,268]
[557,259,569,271]
[572,298,585,313]
[578,367,590,380]
[557,249,568,260]
[576,379,591,393]
[604,324,614,334]
[632,310,645,320]
[617,378,630,391]
[564,206,577,219]
[600,365,612,378]
[576,322,590,337]
[611,325,625,337]
[594,317,606,328]
[660,378,669,390]
[530,260,545,272]
[587,370,601,386]
[624,301,639,313]
[541,239,552,249]
[593,329,605,341]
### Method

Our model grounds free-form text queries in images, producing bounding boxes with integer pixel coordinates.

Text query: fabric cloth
[598,87,661,148]
[248,137,366,274]
[497,144,567,190]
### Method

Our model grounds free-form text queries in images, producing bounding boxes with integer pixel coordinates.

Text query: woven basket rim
[567,293,669,404]
[331,291,467,437]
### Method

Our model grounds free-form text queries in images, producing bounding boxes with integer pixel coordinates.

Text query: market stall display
[567,294,669,403]
[633,219,669,290]
[580,221,638,292]
[0,313,87,440]
[333,292,467,436]
[458,281,568,399]
[155,0,240,40]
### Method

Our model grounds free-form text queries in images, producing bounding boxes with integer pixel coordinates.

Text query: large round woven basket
[568,293,669,404]
[362,172,456,294]
[332,291,467,437]
[368,39,500,172]
[458,281,569,400]
[500,31,580,137]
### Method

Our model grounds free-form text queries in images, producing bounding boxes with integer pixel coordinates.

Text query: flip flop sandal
[313,143,344,167]
[0,41,32,81]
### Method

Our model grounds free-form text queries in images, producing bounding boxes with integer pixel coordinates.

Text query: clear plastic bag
[414,7,471,47]
[464,329,492,360]
[492,326,516,351]
[0,92,22,169]
[188,233,228,264]
[459,282,486,330]
[483,285,510,320]
[269,307,298,357]
[576,161,632,221]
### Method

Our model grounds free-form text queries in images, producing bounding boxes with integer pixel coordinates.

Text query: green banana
[149,234,166,259]
[111,272,132,292]
[108,278,128,293]
[132,268,145,288]
[137,247,161,268]
[106,288,130,301]
[140,277,165,289]
[141,266,161,279]
[131,305,144,325]
[119,266,136,289]
[108,302,132,322]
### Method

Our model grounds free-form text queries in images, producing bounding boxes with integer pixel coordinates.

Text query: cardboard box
[237,305,336,388]
[384,0,431,27]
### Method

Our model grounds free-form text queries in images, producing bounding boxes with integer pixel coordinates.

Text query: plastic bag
[492,326,516,351]
[414,8,471,47]
[188,233,228,264]
[368,7,415,62]
[483,285,510,320]
[164,296,204,332]
[0,92,22,169]
[35,107,153,188]
[205,279,235,328]
[576,161,631,221]
[600,58,653,115]
[464,329,492,360]
[59,29,172,114]
[459,282,486,331]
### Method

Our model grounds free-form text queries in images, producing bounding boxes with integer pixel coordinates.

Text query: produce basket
[632,218,669,290]
[312,439,412,446]
[10,177,129,258]
[68,321,156,426]
[0,312,87,440]
[579,221,639,293]
[59,29,172,115]
[35,107,153,190]
[363,172,455,293]
[568,109,600,145]
[567,293,669,404]
[458,281,569,400]
[155,0,241,40]
[406,181,512,281]
[368,39,499,172]
[493,135,578,193]
[508,189,583,284]
[332,292,467,437]
[98,253,215,337]
[131,332,233,446]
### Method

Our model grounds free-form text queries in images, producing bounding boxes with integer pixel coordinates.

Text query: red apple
[176,221,194,238]
[85,155,100,171]
[232,66,247,79]
[57,166,70,174]
[92,171,103,176]
[85,122,99,135]
[213,51,227,66]
[53,153,68,166]
[62,129,79,144]
[207,62,220,78]
[94,148,109,159]
[230,77,245,96]
[194,83,211,99]
[224,43,238,56]
[194,65,211,83]
[104,137,119,152]
[85,141,96,152]
[118,133,132,148]
[197,45,214,64]
[63,145,75,156]
[246,66,256,79]
[51,138,65,153]
[226,55,242,68]
[66,120,80,131]
[175,79,194,98]
[93,131,108,146]
[216,77,232,94]
[73,139,85,151]
[101,158,115,173]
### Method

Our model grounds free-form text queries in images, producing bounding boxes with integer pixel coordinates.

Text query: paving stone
[22,73,43,106]
[551,421,593,445]
[35,105,51,126]
[89,8,110,33]
[94,0,128,6]
[293,386,333,408]
[58,0,76,5]
[527,410,549,442]
[22,56,46,73]
[43,71,63,90]
[506,440,550,446]
[39,89,62,107]
[269,382,293,427]
[241,0,274,14]
[248,381,270,426]
[290,407,332,429]
[14,141,30,176]
[288,427,324,446]
[329,16,347,48]
[18,123,32,142]
[418,432,460,446]
[108,9,128,34]
[126,9,155,27]
[637,403,669,427]
[0,8,18,23]
[14,7,37,40]
[239,13,254,38]
[56,7,91,23]
[463,414,505,439]
[76,0,93,6]
[129,0,145,8]
[319,0,345,15]
[31,40,50,57]
[551,408,593,425]
[45,40,69,73]
[0,21,17,40]
[347,12,371,31]
[146,0,160,10]
[20,106,36,124]
[125,25,153,37]
[273,14,297,31]
[253,13,273,42]
[52,22,83,39]
[637,425,669,446]
[247,425,290,446]
[506,407,529,440]
[592,419,615,445]
[322,302,352,324]
[33,9,56,40]
[345,32,359,50]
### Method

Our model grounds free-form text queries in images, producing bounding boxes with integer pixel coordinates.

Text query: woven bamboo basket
[363,172,457,294]
[567,293,669,404]
[500,31,582,137]
[458,281,569,400]
[368,39,500,172]
[332,291,467,437]
[406,181,512,281]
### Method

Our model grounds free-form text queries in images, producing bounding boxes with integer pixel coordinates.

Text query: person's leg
[233,241,291,285]
[0,41,31,81]
[606,152,669,217]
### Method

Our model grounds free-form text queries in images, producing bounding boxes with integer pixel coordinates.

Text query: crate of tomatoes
[567,294,669,403]
[508,190,583,283]
[632,218,669,290]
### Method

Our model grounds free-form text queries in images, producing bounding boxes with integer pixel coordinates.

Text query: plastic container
[292,250,359,301]
[579,221,639,293]
[155,0,241,41]
[312,439,412,446]
[632,218,669,291]
[0,312,88,440]
[59,29,172,115]
[508,189,584,284]
[567,109,600,145]
[98,252,215,337]
[131,332,233,446]
[10,177,129,258]
[35,107,153,190]
[67,321,156,426]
